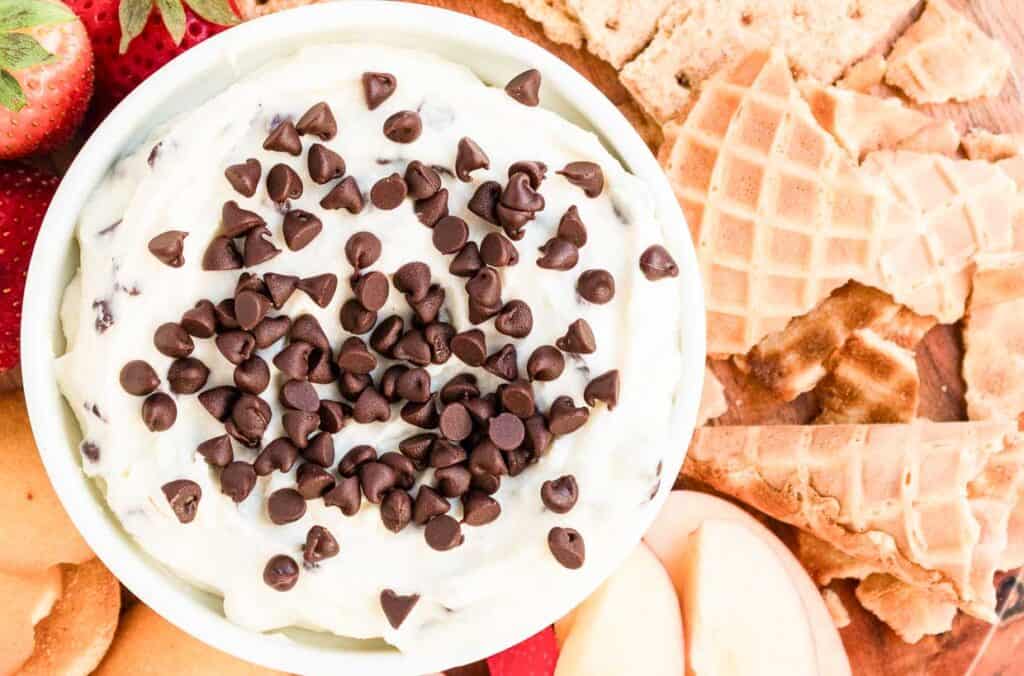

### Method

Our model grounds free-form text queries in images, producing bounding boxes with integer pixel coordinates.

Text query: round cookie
[95,604,287,675]
[0,566,62,674]
[17,558,120,675]
[0,390,92,574]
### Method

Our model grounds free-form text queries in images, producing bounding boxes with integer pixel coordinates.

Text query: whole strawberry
[0,163,59,371]
[68,0,238,108]
[0,0,94,159]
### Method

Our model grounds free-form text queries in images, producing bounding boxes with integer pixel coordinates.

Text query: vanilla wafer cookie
[886,0,1011,104]
[563,0,674,68]
[621,0,916,123]
[683,421,1021,620]
[502,0,584,47]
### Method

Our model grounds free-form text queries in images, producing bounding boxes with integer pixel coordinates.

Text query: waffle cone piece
[683,421,1022,620]
[885,0,1011,104]
[698,365,728,425]
[661,48,901,356]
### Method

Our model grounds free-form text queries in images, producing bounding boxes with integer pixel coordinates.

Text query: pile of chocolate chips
[135,68,678,617]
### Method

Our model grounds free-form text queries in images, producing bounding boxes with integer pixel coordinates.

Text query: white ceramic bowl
[21,2,706,673]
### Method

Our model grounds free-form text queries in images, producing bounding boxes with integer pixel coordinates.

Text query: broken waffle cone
[698,365,728,425]
[814,328,920,424]
[962,129,1024,162]
[855,574,958,643]
[683,421,1023,621]
[661,48,900,356]
[970,252,1024,308]
[892,120,961,157]
[885,0,1011,104]
[233,0,323,20]
[837,55,887,93]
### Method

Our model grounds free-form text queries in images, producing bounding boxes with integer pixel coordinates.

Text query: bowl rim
[20,2,707,673]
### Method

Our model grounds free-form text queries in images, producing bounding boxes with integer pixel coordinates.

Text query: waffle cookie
[563,0,674,68]
[660,49,901,356]
[885,0,1011,104]
[621,0,916,123]
[683,421,1024,620]
[963,275,1024,422]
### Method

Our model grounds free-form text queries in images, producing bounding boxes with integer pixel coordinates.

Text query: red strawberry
[0,163,59,371]
[487,626,559,676]
[0,0,94,159]
[68,0,238,109]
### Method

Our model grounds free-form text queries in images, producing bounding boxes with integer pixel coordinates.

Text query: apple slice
[555,544,684,676]
[0,565,62,674]
[680,519,818,676]
[645,491,850,676]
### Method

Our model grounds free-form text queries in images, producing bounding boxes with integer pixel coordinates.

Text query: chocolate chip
[536,237,578,271]
[393,330,432,366]
[283,410,320,448]
[353,387,391,424]
[505,69,541,106]
[508,160,547,188]
[468,181,501,224]
[198,386,238,421]
[142,393,176,431]
[285,315,326,352]
[296,463,336,499]
[558,162,603,197]
[480,233,518,267]
[639,244,679,280]
[557,205,588,247]
[466,267,502,307]
[313,351,338,384]
[308,143,346,184]
[440,373,479,404]
[319,400,350,433]
[499,380,535,418]
[469,439,507,476]
[548,527,585,568]
[270,343,309,382]
[527,345,565,382]
[338,445,377,477]
[401,397,439,429]
[280,210,321,251]
[252,316,290,349]
[495,300,533,338]
[429,439,466,468]
[380,589,419,629]
[263,554,300,591]
[471,294,499,324]
[225,158,261,196]
[399,434,435,467]
[383,111,422,143]
[484,344,518,381]
[475,472,505,495]
[345,232,382,269]
[409,284,445,325]
[237,270,267,295]
[266,163,303,204]
[405,160,442,199]
[339,299,377,334]
[362,72,396,109]
[216,330,256,365]
[501,172,545,212]
[524,414,553,454]
[547,396,589,435]
[393,262,431,301]
[352,271,389,312]
[120,360,159,395]
[425,514,463,551]
[235,289,271,331]
[489,412,525,450]
[324,476,361,516]
[506,449,532,477]
[264,119,302,155]
[338,371,373,401]
[162,479,200,523]
[254,437,299,475]
[302,432,335,467]
[148,231,187,267]
[359,462,396,504]
[380,489,413,532]
[413,486,449,525]
[321,176,364,213]
[281,379,319,412]
[215,299,240,331]
[229,394,271,446]
[439,402,472,441]
[268,488,306,524]
[297,273,337,307]
[370,315,404,356]
[221,201,264,237]
[370,173,408,210]
[181,300,217,338]
[260,275,296,310]
[434,464,472,498]
[296,102,336,140]
[243,227,281,267]
[462,491,501,526]
[464,395,496,423]
[584,370,620,410]
[450,329,486,366]
[432,216,469,254]
[455,137,489,181]
[449,242,482,278]
[496,204,532,240]
[395,367,430,403]
[556,319,596,354]
[304,525,339,564]
[221,461,257,502]
[577,269,615,304]
[541,475,578,513]
[337,336,377,374]
[202,236,242,271]
[424,322,454,364]
[414,188,448,226]
[167,357,209,394]
[197,435,233,466]
[380,452,417,490]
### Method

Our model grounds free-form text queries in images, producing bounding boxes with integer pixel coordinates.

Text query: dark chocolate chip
[252,316,290,349]
[337,336,377,375]
[536,237,579,270]
[142,392,176,431]
[527,345,565,381]
[273,342,312,381]
[263,273,299,308]
[450,329,487,366]
[434,464,472,498]
[505,69,541,106]
[548,527,585,568]
[480,232,518,267]
[304,525,339,564]
[499,380,535,418]
[296,463,336,499]
[558,161,603,197]
[221,201,264,237]
[324,475,362,516]
[308,143,346,184]
[558,205,587,247]
[639,245,679,280]
[295,102,337,140]
[197,435,233,466]
[338,445,377,477]
[221,461,257,502]
[181,300,217,338]
[353,387,391,424]
[584,370,620,410]
[495,300,533,338]
[401,397,439,429]
[496,204,532,239]
[282,210,322,251]
[465,267,502,307]
[167,357,209,394]
[577,269,615,304]
[359,461,396,504]
[370,315,404,355]
[489,412,525,450]
[264,119,302,155]
[464,395,497,423]
[381,489,413,532]
[216,330,256,365]
[297,274,337,307]
[162,479,200,522]
[283,410,320,448]
[339,299,377,334]
[413,485,449,525]
[429,439,466,468]
[266,163,303,203]
[215,298,240,331]
[541,475,578,513]
[311,349,337,385]
[469,439,507,476]
[235,289,271,331]
[450,242,482,278]
[392,330,432,366]
[424,514,463,551]
[380,589,419,629]
[524,414,553,455]
[345,232,382,269]
[321,176,364,213]
[547,396,589,435]
[409,284,445,325]
[395,367,431,403]
[148,230,187,267]
[468,181,501,224]
[439,373,479,404]
[243,227,281,267]
[432,216,469,254]
[302,432,335,467]
[289,314,329,350]
[455,137,489,181]
[556,319,596,354]
[268,488,306,524]
[501,172,544,212]
[505,449,532,477]
[438,402,472,441]
[338,371,373,401]
[380,452,417,490]
[362,72,396,110]
[405,160,442,199]
[229,393,272,446]
[263,554,299,591]
[383,111,422,143]
[318,400,350,433]
[225,158,261,197]
[254,437,299,475]
[392,262,431,301]
[353,271,390,311]
[400,434,436,467]
[202,236,242,271]
[414,188,448,227]
[484,344,518,381]
[462,491,501,526]
[281,379,320,412]
[198,386,238,422]
[508,160,547,188]
[370,173,408,210]
[120,360,160,395]
[424,322,454,364]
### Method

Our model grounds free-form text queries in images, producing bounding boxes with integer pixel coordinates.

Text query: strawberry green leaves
[154,0,185,44]
[117,0,151,53]
[117,0,237,54]
[184,0,237,28]
[0,0,73,111]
